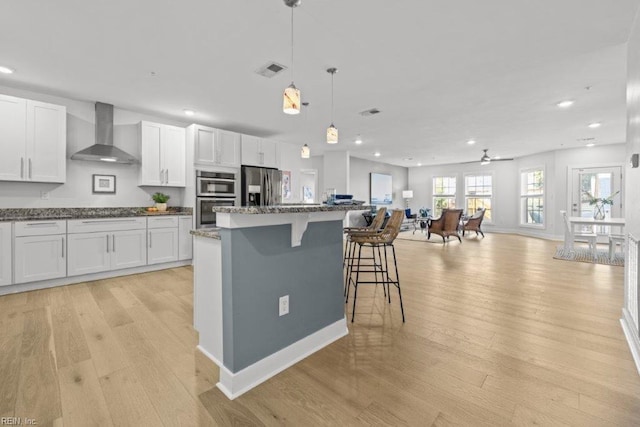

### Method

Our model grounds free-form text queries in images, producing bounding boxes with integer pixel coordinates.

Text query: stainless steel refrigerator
[241,166,282,206]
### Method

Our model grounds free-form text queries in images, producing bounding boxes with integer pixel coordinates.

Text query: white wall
[408,143,626,239]
[349,157,409,209]
[0,84,190,208]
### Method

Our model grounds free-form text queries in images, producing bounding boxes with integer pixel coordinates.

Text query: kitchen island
[191,205,357,399]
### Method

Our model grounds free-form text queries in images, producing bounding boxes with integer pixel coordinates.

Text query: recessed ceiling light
[0,66,14,74]
[586,143,595,147]
[183,109,195,116]
[588,122,601,128]
[374,152,381,157]
[355,135,363,145]
[100,158,117,162]
[467,140,476,145]
[494,155,501,160]
[417,163,422,166]
[557,100,574,108]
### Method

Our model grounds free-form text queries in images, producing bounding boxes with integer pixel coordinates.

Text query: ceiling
[1,0,639,167]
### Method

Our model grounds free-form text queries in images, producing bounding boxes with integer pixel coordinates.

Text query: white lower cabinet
[178,216,193,261]
[148,228,179,265]
[0,223,13,286]
[67,218,147,277]
[14,220,67,284]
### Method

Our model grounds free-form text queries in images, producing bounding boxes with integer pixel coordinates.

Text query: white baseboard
[621,309,640,376]
[0,259,192,296]
[198,318,348,400]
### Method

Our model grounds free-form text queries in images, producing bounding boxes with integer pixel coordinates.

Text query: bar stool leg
[351,243,363,322]
[391,244,405,322]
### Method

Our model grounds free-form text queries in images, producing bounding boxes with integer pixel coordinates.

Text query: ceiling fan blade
[492,158,514,161]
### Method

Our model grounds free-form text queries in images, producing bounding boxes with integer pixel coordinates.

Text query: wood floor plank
[99,366,163,427]
[88,281,134,328]
[50,301,91,369]
[57,359,113,426]
[0,333,23,418]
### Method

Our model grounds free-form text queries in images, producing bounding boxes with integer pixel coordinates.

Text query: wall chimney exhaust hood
[71,102,138,164]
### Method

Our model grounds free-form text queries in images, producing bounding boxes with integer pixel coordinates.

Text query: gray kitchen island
[191,205,357,399]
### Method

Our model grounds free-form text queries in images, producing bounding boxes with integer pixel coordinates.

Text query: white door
[0,223,12,286]
[260,139,279,168]
[140,122,163,185]
[163,125,186,187]
[67,232,110,276]
[111,230,147,270]
[194,126,216,165]
[26,100,66,183]
[148,228,179,265]
[571,166,623,218]
[241,134,261,166]
[178,216,193,261]
[0,94,27,181]
[14,235,66,284]
[217,130,240,167]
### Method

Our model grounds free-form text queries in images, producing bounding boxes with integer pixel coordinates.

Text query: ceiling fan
[462,149,514,165]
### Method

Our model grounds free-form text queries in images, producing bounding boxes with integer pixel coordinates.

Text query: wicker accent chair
[428,208,463,243]
[462,208,486,238]
[345,209,406,322]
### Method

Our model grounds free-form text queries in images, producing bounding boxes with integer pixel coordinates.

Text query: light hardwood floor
[0,233,638,426]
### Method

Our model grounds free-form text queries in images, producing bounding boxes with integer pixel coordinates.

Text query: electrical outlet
[279,295,289,316]
[40,191,50,200]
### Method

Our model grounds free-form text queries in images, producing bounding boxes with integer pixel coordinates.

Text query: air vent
[359,108,381,117]
[577,137,595,141]
[256,61,287,78]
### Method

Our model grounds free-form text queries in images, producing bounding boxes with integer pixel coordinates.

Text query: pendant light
[283,0,301,115]
[301,144,310,158]
[326,67,338,144]
[300,102,310,158]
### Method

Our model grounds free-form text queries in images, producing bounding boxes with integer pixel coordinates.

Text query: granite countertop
[0,207,192,222]
[190,228,221,239]
[211,204,369,214]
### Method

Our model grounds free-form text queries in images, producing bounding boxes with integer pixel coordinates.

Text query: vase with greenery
[584,190,619,220]
[152,192,170,212]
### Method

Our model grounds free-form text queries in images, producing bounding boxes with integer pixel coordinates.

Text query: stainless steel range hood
[71,102,138,164]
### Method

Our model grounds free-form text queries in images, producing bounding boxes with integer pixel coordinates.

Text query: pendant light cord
[291,7,294,82]
[331,71,334,123]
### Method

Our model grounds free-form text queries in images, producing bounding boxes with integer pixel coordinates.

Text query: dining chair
[560,210,597,260]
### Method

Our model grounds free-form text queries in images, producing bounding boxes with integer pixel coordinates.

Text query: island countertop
[210,204,368,214]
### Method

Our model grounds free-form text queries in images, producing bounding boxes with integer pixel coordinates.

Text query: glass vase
[593,203,605,220]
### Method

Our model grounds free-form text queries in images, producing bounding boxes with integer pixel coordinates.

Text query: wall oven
[196,170,236,197]
[196,197,235,228]
[195,170,238,228]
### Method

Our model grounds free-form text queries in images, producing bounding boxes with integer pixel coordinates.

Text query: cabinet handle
[81,219,138,224]
[25,222,57,227]
[112,234,115,252]
[20,157,24,179]
[28,158,32,179]
[149,231,152,248]
[61,237,65,258]
[160,169,164,183]
[165,169,169,184]
[106,235,109,253]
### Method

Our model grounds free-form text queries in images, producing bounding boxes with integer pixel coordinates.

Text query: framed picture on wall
[370,173,392,205]
[92,174,116,194]
[282,170,292,199]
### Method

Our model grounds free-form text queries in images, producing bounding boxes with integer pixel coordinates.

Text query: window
[432,176,456,217]
[465,175,492,221]
[520,168,544,226]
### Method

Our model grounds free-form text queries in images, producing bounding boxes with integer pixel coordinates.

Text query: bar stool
[343,207,387,293]
[345,210,405,323]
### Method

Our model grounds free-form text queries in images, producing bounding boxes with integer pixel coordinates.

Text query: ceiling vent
[256,61,287,78]
[359,108,381,117]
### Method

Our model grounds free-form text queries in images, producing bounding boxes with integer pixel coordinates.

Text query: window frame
[464,172,493,223]
[432,175,457,217]
[519,166,546,229]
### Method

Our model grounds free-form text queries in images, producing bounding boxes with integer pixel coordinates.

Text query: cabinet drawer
[147,216,179,229]
[15,220,66,236]
[68,217,146,233]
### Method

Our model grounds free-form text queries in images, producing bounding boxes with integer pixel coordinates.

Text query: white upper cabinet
[139,121,186,187]
[0,94,66,183]
[241,134,279,168]
[191,125,240,167]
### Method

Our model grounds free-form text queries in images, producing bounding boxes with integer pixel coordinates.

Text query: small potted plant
[152,192,170,212]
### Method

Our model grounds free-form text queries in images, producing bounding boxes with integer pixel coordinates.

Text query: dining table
[565,216,626,252]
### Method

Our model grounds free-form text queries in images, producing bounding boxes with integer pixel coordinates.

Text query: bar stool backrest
[370,207,388,230]
[377,210,405,244]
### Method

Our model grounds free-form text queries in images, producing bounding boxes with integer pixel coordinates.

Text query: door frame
[566,162,625,217]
